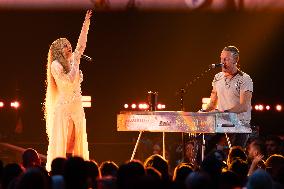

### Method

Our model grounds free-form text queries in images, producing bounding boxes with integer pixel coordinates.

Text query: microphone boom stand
[178,65,214,162]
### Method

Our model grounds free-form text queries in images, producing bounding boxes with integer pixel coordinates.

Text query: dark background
[0,10,283,162]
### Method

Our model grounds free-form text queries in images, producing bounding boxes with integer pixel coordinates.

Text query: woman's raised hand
[84,10,92,24]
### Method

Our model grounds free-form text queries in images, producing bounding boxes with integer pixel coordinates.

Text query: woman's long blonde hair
[45,38,70,138]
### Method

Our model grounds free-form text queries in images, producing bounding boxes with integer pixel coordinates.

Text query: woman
[45,10,92,171]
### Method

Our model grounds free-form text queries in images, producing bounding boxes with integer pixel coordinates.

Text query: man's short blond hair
[223,45,239,61]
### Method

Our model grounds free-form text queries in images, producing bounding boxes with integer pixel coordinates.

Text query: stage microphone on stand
[210,63,223,68]
[81,54,93,63]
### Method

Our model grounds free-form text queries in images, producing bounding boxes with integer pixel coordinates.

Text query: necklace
[224,70,240,89]
[224,77,231,88]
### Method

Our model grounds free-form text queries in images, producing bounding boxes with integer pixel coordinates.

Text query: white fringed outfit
[46,18,90,171]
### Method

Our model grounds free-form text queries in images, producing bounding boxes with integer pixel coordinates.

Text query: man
[265,135,282,156]
[22,148,41,169]
[247,138,266,175]
[203,45,253,147]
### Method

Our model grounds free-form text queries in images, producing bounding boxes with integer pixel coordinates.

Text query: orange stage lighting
[157,104,166,110]
[131,104,136,109]
[82,95,92,108]
[138,103,148,110]
[11,101,20,109]
[254,105,259,110]
[276,104,282,111]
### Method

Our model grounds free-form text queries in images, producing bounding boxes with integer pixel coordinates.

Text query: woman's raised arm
[74,10,92,63]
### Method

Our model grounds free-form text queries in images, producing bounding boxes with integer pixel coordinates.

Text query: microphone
[81,54,93,62]
[210,63,223,68]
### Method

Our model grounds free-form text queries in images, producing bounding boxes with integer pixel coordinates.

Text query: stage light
[138,103,149,110]
[202,98,210,104]
[202,104,208,110]
[201,97,210,111]
[138,103,143,109]
[157,104,166,110]
[254,105,259,110]
[124,104,129,109]
[265,105,270,110]
[0,101,4,108]
[143,103,149,109]
[82,102,91,108]
[131,104,136,109]
[258,104,264,111]
[276,104,282,111]
[11,101,20,109]
[81,96,91,102]
[82,95,92,108]
[157,104,162,109]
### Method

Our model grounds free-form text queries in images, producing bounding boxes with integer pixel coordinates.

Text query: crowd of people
[0,134,283,189]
